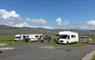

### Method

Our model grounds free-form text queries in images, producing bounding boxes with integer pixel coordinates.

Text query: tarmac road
[0,44,95,60]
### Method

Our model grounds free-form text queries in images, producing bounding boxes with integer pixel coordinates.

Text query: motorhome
[15,34,43,42]
[58,31,79,44]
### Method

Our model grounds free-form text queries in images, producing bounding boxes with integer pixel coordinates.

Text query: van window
[27,36,29,38]
[60,35,70,39]
[35,36,39,37]
[16,37,21,38]
[23,36,26,38]
[71,35,75,38]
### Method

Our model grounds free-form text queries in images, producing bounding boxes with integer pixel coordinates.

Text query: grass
[90,35,95,42]
[91,55,95,60]
[0,34,94,46]
[0,35,14,41]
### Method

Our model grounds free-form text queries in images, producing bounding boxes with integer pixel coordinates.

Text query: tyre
[66,41,69,44]
[14,40,17,42]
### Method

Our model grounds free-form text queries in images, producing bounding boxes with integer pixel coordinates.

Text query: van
[58,31,79,44]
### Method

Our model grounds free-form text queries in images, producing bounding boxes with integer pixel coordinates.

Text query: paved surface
[82,50,95,60]
[0,44,95,60]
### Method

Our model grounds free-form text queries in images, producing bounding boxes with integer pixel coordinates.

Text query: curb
[82,50,95,60]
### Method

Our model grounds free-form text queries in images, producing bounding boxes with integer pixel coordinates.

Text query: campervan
[15,34,43,42]
[58,31,79,44]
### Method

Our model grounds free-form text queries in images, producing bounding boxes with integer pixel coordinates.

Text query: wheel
[66,41,69,44]
[14,40,17,42]
[0,51,3,53]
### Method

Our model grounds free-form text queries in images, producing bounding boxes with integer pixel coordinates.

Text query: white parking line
[0,43,7,46]
[0,47,14,50]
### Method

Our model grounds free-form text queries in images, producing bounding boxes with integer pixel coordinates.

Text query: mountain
[0,25,95,36]
[0,25,53,35]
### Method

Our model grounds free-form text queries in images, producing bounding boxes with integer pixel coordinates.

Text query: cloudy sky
[0,0,95,30]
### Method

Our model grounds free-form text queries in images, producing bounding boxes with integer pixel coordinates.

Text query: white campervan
[15,34,43,42]
[58,31,79,44]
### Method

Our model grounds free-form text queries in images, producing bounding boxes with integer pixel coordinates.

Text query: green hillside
[0,25,95,36]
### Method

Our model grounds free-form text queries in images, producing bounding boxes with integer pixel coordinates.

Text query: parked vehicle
[15,34,53,42]
[80,36,92,43]
[39,35,52,42]
[15,34,43,42]
[58,31,79,44]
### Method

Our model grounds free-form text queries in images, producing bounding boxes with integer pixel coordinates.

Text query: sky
[0,0,95,29]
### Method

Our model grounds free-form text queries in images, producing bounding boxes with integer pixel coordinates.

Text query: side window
[67,35,70,39]
[27,36,29,38]
[23,36,26,38]
[71,35,75,38]
[35,36,39,37]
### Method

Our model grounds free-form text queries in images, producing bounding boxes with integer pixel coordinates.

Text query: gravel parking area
[0,44,95,60]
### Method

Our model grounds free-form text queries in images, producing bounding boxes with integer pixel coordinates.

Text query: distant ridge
[0,25,52,34]
[0,25,95,36]
[0,25,12,28]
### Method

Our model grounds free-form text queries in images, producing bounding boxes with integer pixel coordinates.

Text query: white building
[58,31,79,44]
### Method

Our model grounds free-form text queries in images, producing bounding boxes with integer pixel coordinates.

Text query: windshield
[16,37,21,38]
[59,35,69,39]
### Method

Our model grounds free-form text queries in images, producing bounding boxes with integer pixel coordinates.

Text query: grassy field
[0,34,95,46]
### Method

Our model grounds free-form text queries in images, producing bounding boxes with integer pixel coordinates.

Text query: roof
[59,31,78,35]
[15,34,43,36]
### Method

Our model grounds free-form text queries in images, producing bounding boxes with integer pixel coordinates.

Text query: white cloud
[0,9,19,19]
[56,17,63,27]
[56,17,72,29]
[15,22,29,27]
[3,17,29,27]
[79,20,95,30]
[0,9,28,27]
[27,18,53,29]
[79,25,90,30]
[86,20,95,26]
[56,17,70,26]
[31,18,46,25]
[63,20,70,26]
[28,18,53,29]
[2,9,95,30]
[0,9,51,29]
[55,17,95,30]
[43,26,54,29]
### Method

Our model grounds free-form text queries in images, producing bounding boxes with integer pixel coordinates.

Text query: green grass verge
[90,35,95,42]
[91,55,95,60]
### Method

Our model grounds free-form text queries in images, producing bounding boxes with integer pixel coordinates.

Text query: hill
[0,25,95,36]
[0,25,53,34]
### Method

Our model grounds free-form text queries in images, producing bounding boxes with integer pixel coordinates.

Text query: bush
[50,35,59,43]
